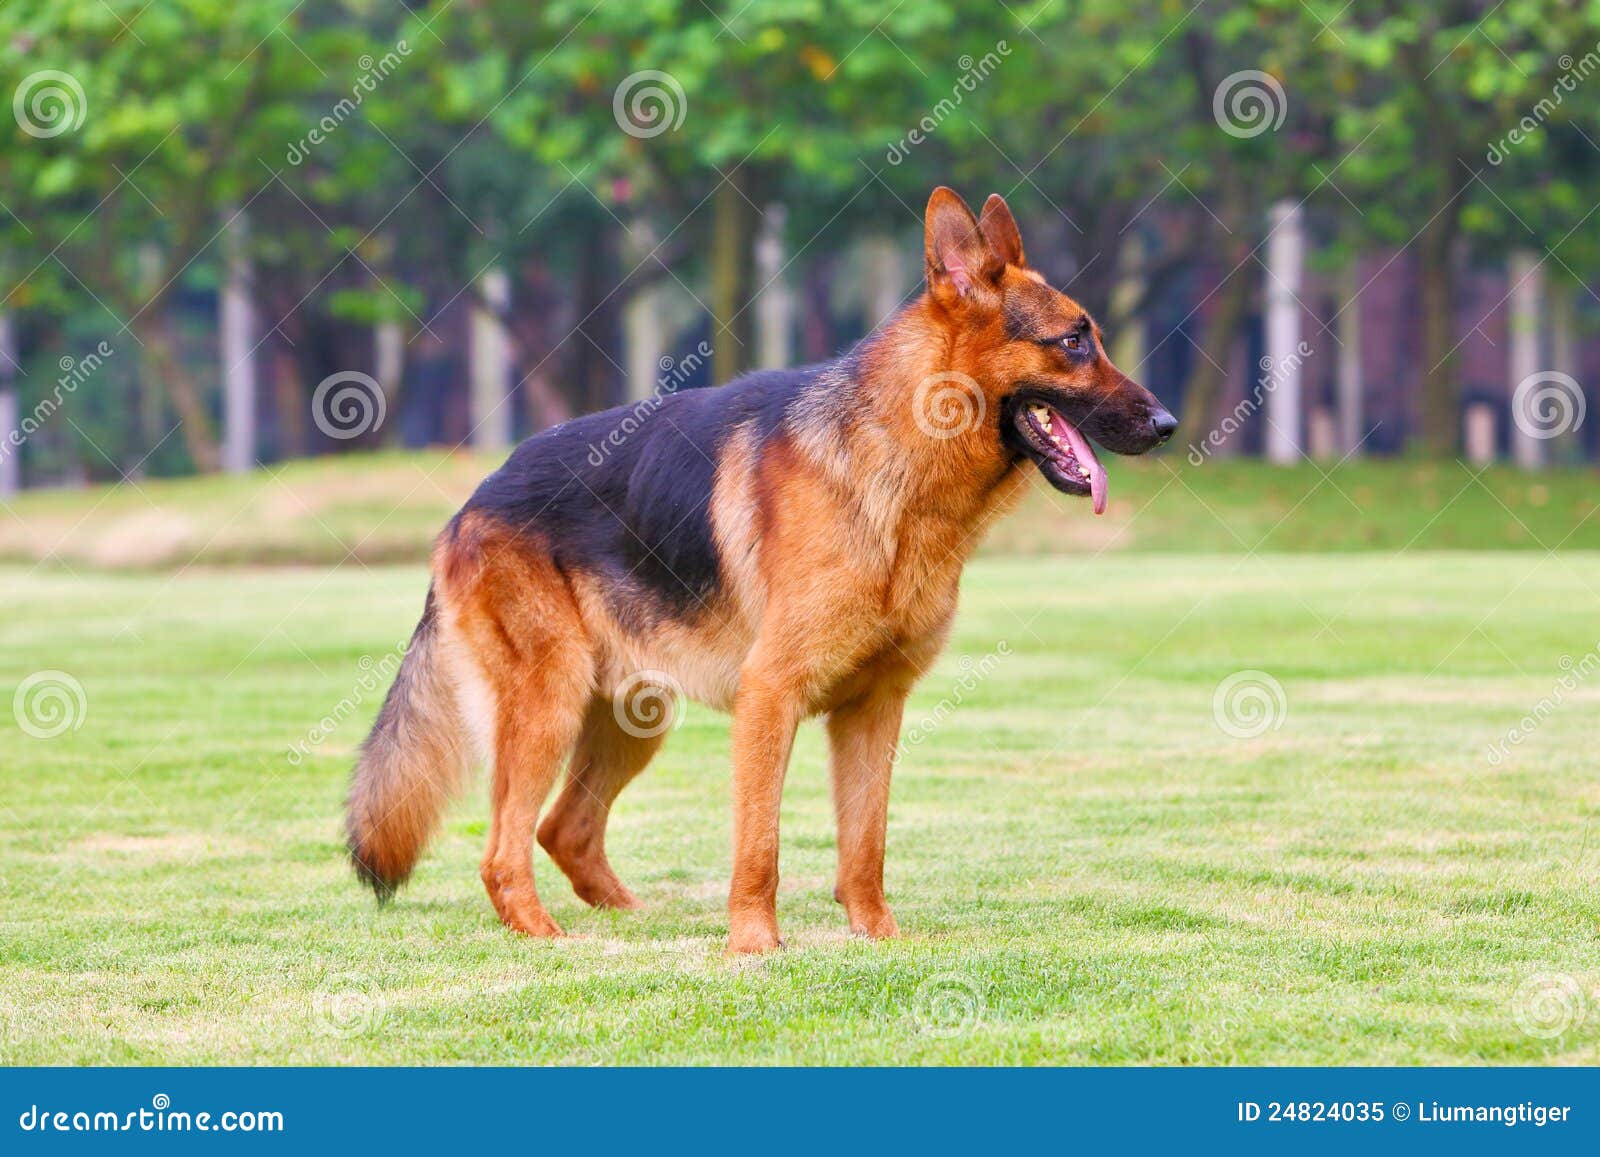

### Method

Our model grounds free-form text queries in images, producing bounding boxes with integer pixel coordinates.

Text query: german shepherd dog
[346,188,1176,954]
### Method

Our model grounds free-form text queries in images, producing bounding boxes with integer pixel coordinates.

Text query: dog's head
[921,186,1176,514]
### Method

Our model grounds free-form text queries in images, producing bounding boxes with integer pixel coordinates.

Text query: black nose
[1151,409,1178,443]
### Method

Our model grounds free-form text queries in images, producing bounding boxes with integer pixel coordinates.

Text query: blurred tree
[0,0,361,472]
[1328,0,1599,454]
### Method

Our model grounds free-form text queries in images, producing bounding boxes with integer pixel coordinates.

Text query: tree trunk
[710,167,756,384]
[1508,249,1544,470]
[1174,253,1254,452]
[220,208,258,474]
[137,310,220,473]
[374,319,404,448]
[754,202,793,370]
[1108,232,1146,374]
[1263,199,1305,464]
[1414,203,1460,457]
[803,255,835,363]
[507,258,572,431]
[0,312,18,497]
[860,233,905,330]
[571,221,624,411]
[271,340,307,460]
[136,244,165,465]
[1335,261,1364,456]
[623,220,667,401]
[470,267,514,450]
[1549,279,1581,465]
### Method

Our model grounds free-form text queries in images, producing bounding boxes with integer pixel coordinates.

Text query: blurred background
[1,0,1598,548]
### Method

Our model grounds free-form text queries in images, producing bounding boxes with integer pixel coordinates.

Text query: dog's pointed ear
[979,194,1026,269]
[924,186,1001,303]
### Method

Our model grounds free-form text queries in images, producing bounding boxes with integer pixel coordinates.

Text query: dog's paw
[848,909,900,941]
[725,923,784,957]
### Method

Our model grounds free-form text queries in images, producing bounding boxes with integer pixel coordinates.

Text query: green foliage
[0,0,1597,475]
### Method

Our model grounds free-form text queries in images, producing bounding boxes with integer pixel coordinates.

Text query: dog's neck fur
[787,296,1025,555]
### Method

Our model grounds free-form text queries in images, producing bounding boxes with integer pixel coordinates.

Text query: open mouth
[1013,400,1108,514]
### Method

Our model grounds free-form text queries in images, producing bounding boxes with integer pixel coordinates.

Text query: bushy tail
[345,589,474,900]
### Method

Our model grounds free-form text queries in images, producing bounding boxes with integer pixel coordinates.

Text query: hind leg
[479,681,590,937]
[442,522,595,938]
[538,695,668,909]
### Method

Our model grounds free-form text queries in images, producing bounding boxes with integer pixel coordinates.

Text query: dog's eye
[1063,334,1082,351]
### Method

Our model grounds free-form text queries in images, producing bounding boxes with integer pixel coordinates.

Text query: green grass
[3,451,1598,568]
[3,554,1598,1064]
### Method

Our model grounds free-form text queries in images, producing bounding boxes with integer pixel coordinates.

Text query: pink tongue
[1049,411,1107,515]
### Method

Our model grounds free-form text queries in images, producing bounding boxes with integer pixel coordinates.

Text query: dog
[345,187,1177,955]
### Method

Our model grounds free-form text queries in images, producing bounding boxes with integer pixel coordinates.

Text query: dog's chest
[874,514,967,640]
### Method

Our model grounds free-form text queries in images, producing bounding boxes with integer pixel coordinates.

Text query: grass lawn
[2,553,1599,1064]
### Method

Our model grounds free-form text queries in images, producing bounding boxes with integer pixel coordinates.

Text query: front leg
[726,665,803,955]
[827,687,907,939]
